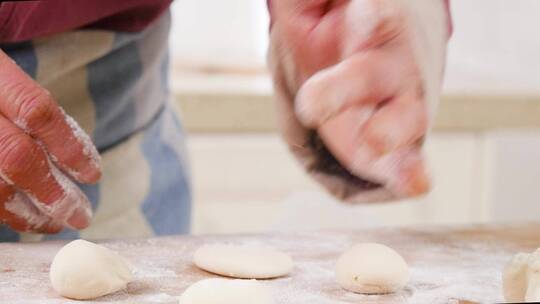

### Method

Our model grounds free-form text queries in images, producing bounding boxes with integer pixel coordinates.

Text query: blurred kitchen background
[169,0,540,234]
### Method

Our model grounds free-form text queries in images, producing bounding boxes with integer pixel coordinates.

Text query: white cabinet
[481,131,540,222]
[188,133,485,234]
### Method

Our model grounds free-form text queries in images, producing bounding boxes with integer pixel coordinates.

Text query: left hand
[0,50,101,232]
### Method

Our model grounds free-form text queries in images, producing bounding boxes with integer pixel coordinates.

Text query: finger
[362,147,431,197]
[0,179,61,233]
[318,106,374,172]
[295,52,399,128]
[271,0,330,16]
[0,50,101,184]
[355,89,427,158]
[0,180,27,232]
[270,0,346,80]
[318,107,430,197]
[0,114,92,229]
[392,149,431,196]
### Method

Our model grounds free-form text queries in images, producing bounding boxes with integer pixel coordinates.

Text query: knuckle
[372,0,403,24]
[13,85,57,131]
[0,131,38,179]
[4,221,30,233]
[0,180,13,200]
[409,102,429,132]
[347,55,377,82]
[362,126,388,154]
[417,112,429,132]
[297,79,319,107]
[354,0,403,45]
[28,220,54,233]
[348,53,371,67]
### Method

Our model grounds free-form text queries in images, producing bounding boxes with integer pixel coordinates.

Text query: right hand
[0,49,101,233]
[268,0,450,201]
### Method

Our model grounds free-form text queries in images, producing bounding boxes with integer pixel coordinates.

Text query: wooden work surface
[1,223,539,303]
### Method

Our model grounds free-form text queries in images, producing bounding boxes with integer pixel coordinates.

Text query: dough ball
[503,249,540,302]
[50,239,133,300]
[503,252,530,302]
[193,244,293,279]
[179,278,274,304]
[335,243,409,294]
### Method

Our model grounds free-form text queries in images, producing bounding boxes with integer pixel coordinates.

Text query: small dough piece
[50,239,133,300]
[503,252,530,302]
[527,254,540,301]
[179,278,274,304]
[503,248,540,302]
[193,244,293,279]
[335,243,409,294]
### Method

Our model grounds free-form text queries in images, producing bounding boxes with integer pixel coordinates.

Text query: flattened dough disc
[193,244,293,279]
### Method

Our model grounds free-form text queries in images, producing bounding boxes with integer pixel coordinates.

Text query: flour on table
[0,225,530,303]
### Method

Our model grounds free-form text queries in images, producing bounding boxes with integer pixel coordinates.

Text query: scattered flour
[0,226,533,303]
[4,192,49,229]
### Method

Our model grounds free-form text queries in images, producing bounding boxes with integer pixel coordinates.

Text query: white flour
[4,192,49,230]
[0,225,535,303]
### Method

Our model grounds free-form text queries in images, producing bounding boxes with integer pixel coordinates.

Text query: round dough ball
[193,244,293,279]
[179,278,274,304]
[50,239,133,300]
[335,243,409,294]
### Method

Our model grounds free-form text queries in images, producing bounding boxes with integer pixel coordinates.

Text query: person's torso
[0,9,192,241]
[0,0,171,43]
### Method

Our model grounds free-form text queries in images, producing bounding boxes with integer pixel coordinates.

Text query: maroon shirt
[0,0,172,43]
[266,0,452,35]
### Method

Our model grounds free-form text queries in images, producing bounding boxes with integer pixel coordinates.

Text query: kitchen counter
[1,222,539,303]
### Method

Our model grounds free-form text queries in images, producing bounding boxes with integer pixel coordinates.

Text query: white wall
[170,0,540,93]
[482,131,540,222]
[444,0,540,94]
[170,0,269,69]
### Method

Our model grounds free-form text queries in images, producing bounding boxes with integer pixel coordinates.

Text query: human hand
[269,0,450,201]
[0,49,101,233]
